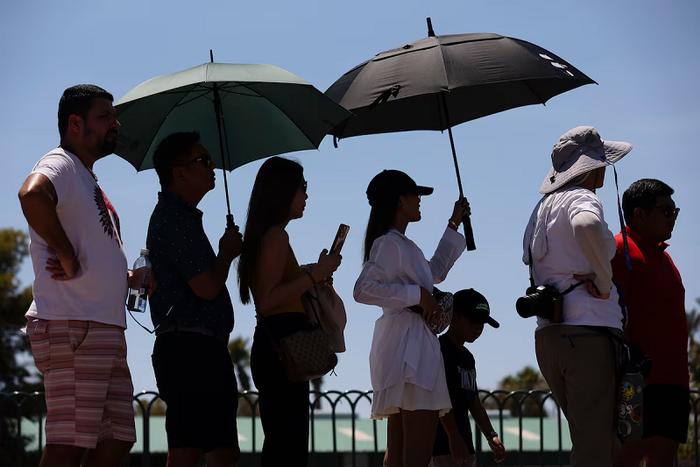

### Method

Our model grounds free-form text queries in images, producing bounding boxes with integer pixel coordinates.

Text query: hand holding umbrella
[114,54,350,226]
[449,197,471,231]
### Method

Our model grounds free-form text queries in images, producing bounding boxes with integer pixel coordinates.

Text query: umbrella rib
[218,88,268,99]
[231,81,317,149]
[153,87,209,96]
[138,88,207,167]
[521,80,546,105]
[168,84,264,108]
[372,43,440,63]
[433,38,451,93]
[172,89,213,108]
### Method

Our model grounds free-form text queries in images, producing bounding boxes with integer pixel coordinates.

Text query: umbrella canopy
[115,62,350,171]
[325,22,595,250]
[326,31,595,138]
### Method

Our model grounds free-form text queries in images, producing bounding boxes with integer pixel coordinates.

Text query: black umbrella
[326,18,595,250]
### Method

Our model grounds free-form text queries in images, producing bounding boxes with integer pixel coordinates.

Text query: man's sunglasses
[654,205,680,219]
[176,154,213,168]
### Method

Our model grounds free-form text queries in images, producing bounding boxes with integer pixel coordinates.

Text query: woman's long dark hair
[363,197,399,262]
[238,157,304,304]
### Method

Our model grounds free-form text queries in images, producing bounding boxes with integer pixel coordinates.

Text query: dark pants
[152,332,239,454]
[251,313,310,467]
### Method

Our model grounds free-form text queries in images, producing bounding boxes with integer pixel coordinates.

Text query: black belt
[156,324,227,343]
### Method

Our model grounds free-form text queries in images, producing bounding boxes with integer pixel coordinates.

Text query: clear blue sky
[2,1,699,405]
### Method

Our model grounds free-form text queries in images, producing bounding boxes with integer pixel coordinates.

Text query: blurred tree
[228,336,259,416]
[687,299,700,387]
[229,336,252,391]
[0,228,41,466]
[0,229,37,392]
[134,398,167,417]
[663,298,699,463]
[311,376,324,410]
[498,366,549,417]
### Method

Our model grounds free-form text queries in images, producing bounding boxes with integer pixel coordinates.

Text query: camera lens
[516,294,539,318]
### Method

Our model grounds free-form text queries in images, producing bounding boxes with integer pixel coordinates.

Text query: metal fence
[2,389,699,467]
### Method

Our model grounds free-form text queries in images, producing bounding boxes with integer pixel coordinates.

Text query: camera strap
[527,246,536,288]
[561,281,584,295]
[528,246,584,296]
[612,164,632,274]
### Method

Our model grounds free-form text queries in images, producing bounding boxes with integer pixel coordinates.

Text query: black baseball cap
[366,169,434,207]
[453,289,500,328]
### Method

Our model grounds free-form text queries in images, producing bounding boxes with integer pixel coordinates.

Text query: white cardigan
[354,227,465,393]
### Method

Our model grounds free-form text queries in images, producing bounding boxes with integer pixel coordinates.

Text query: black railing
[2,389,699,467]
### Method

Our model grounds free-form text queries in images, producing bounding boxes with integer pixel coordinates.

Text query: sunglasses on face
[300,181,308,193]
[654,205,680,219]
[177,154,213,168]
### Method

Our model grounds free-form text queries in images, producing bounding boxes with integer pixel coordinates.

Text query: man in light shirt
[522,126,633,467]
[18,85,137,467]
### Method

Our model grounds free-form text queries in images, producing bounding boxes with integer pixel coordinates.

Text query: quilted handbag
[277,325,338,382]
[408,287,454,334]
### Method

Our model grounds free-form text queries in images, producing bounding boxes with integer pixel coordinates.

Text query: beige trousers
[536,324,618,467]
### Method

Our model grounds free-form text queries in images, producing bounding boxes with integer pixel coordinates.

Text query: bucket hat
[540,126,632,194]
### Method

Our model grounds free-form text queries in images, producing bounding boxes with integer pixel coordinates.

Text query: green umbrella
[114,55,350,226]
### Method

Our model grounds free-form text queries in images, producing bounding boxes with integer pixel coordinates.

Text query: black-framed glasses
[176,154,213,168]
[654,205,680,219]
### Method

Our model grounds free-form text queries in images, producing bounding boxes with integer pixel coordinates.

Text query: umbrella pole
[213,85,234,229]
[211,50,234,230]
[440,93,476,251]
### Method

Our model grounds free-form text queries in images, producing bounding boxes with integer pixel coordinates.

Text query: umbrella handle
[462,215,476,251]
[226,214,235,231]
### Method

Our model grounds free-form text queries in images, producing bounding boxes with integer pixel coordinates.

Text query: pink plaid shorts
[27,318,136,448]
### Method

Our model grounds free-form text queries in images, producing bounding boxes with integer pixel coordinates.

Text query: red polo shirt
[612,227,688,387]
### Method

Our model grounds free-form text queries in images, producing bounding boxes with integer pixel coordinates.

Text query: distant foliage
[687,299,700,388]
[496,366,549,417]
[0,228,41,465]
[676,299,699,463]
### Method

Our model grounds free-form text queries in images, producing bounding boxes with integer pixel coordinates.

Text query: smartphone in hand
[330,224,350,255]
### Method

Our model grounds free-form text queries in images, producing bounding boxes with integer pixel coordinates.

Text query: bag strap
[304,285,324,326]
[256,284,322,351]
[525,195,548,288]
[612,164,631,330]
[613,165,632,274]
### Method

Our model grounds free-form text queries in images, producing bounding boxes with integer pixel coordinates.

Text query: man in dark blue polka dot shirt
[146,131,243,466]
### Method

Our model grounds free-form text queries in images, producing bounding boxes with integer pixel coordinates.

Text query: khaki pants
[536,325,618,467]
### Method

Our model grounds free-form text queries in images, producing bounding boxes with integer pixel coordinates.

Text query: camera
[516,285,563,323]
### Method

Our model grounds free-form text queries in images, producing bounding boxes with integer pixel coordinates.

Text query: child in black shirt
[431,289,506,466]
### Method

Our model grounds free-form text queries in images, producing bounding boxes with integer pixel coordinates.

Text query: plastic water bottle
[126,249,151,313]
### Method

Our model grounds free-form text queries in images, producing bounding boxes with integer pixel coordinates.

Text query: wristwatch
[487,430,498,440]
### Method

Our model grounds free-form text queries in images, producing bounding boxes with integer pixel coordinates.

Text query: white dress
[354,227,466,419]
